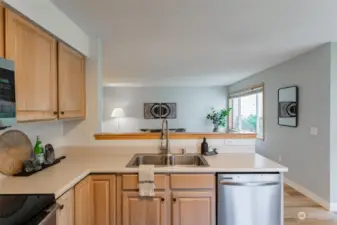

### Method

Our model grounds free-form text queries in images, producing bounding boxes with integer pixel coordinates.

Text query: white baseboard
[284,177,336,211]
[330,203,337,212]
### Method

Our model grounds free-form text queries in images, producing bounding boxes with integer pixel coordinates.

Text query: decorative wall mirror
[278,86,298,127]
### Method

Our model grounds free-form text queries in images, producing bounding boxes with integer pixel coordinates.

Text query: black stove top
[0,194,55,225]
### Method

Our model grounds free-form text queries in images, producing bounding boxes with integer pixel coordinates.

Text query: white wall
[3,0,90,56]
[56,40,254,153]
[102,86,228,132]
[229,44,333,207]
[2,121,65,148]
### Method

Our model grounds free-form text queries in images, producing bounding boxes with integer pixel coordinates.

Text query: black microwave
[0,57,15,128]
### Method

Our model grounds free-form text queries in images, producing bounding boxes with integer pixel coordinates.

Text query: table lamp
[111,108,125,132]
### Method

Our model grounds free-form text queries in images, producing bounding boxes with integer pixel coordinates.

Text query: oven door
[25,204,58,225]
[35,204,57,225]
[24,203,57,225]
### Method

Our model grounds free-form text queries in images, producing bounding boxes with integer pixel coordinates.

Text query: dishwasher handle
[219,180,279,186]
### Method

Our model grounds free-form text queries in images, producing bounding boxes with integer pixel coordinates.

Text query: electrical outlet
[225,140,234,145]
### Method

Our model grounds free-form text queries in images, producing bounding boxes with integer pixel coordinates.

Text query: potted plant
[206,107,232,132]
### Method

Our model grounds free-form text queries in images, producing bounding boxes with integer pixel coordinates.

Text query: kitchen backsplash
[0,121,65,148]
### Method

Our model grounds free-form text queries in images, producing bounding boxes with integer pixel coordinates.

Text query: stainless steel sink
[126,154,209,167]
[127,154,169,167]
[170,155,208,166]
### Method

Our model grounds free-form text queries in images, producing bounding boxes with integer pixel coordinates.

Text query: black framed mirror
[278,86,298,127]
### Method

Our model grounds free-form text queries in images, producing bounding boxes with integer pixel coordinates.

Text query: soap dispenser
[201,137,208,155]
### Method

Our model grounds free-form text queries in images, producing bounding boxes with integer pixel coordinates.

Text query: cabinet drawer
[122,174,168,190]
[170,174,215,189]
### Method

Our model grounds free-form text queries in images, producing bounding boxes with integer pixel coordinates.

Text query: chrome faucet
[160,119,170,154]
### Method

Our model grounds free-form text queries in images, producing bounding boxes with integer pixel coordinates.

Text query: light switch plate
[310,127,318,136]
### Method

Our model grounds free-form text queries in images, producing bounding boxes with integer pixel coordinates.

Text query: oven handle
[38,204,58,225]
[219,180,279,186]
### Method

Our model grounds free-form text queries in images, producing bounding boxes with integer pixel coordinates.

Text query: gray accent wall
[330,43,337,204]
[229,44,332,204]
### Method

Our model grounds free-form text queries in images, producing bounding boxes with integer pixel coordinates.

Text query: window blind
[229,85,263,99]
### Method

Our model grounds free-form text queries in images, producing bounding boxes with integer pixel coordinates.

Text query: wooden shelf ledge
[94,133,256,140]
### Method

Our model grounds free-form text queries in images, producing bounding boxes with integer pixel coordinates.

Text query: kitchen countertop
[0,146,288,198]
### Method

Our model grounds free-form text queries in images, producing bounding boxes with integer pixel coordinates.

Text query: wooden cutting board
[0,130,33,176]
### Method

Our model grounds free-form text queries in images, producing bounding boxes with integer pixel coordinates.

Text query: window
[229,84,264,139]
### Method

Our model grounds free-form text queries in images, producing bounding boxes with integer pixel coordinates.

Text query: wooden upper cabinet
[122,191,169,225]
[172,191,214,225]
[58,42,86,119]
[2,7,86,122]
[5,9,58,122]
[75,177,92,225]
[91,175,116,225]
[57,188,75,225]
[0,5,4,57]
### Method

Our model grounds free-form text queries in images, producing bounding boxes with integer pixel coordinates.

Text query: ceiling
[51,0,337,86]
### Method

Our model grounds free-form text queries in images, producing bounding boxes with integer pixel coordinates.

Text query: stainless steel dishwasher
[217,173,281,225]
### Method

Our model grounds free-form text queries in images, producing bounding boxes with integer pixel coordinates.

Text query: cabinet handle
[53,111,58,115]
[58,204,64,210]
[60,111,65,115]
[161,198,165,202]
[173,198,176,203]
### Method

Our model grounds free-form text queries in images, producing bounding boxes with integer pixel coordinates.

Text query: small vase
[219,127,228,133]
[213,126,228,133]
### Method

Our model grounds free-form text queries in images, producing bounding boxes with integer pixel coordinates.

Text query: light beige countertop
[0,146,288,198]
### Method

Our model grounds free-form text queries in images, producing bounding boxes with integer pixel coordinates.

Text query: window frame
[228,83,265,140]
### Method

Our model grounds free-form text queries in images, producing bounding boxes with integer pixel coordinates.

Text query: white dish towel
[138,165,155,197]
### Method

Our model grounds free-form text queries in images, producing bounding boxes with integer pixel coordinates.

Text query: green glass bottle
[34,136,45,164]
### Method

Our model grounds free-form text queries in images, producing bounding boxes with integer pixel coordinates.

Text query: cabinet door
[91,175,116,225]
[57,188,74,225]
[5,9,58,122]
[0,5,4,57]
[58,42,85,119]
[172,191,214,225]
[75,177,92,225]
[122,192,169,225]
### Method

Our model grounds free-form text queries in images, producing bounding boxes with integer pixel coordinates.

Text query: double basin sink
[126,153,209,167]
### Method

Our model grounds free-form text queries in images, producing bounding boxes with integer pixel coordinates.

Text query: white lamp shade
[111,108,125,118]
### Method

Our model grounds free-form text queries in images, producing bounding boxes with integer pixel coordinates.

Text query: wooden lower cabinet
[172,191,214,225]
[118,174,215,225]
[74,176,92,225]
[91,175,116,225]
[73,174,214,225]
[74,175,116,225]
[56,188,75,225]
[170,174,215,225]
[122,191,169,225]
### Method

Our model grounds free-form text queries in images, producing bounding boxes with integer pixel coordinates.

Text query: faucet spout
[160,119,170,154]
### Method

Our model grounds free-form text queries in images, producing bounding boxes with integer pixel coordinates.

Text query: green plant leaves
[206,107,232,127]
